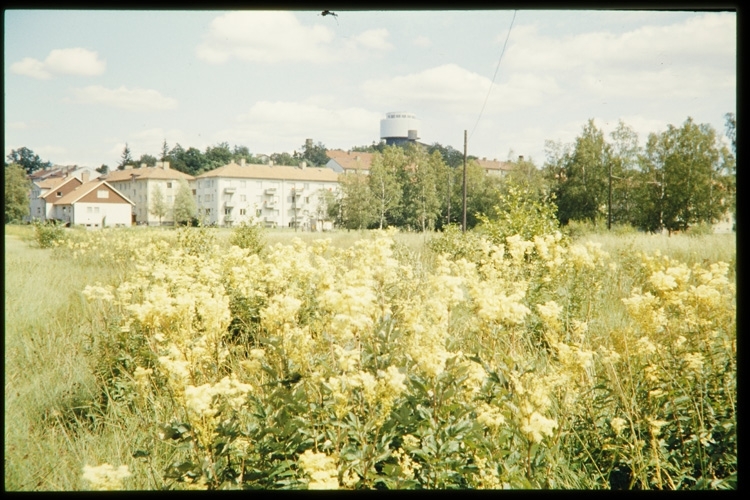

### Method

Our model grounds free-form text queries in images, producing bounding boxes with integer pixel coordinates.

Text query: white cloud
[71,86,178,112]
[413,35,432,48]
[10,48,105,79]
[222,100,382,152]
[362,64,560,114]
[352,29,393,50]
[196,11,392,65]
[504,12,735,100]
[196,11,336,64]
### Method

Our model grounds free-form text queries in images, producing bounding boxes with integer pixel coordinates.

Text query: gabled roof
[197,161,339,182]
[103,165,195,182]
[475,158,514,173]
[39,176,83,199]
[53,180,135,206]
[326,150,374,171]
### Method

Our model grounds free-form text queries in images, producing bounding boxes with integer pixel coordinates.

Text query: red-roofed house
[325,150,373,175]
[51,178,134,228]
[30,175,83,221]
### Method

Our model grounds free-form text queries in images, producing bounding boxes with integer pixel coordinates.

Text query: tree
[607,120,641,228]
[118,143,134,170]
[161,139,170,161]
[96,164,109,175]
[724,112,736,156]
[339,171,376,230]
[638,117,732,233]
[173,179,197,225]
[400,145,443,232]
[138,154,157,167]
[298,140,329,167]
[150,185,169,226]
[6,147,52,174]
[5,164,30,223]
[204,142,233,170]
[368,146,405,229]
[549,119,610,225]
[270,152,296,167]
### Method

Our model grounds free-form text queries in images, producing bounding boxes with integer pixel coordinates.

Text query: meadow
[4,222,736,490]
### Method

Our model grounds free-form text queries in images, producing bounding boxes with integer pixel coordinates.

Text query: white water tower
[380,111,420,146]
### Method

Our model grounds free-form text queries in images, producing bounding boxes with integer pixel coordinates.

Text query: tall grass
[4,223,735,490]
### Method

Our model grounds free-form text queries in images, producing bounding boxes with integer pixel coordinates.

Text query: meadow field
[4,223,736,490]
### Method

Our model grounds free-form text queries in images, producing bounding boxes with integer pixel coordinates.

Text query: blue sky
[4,9,736,168]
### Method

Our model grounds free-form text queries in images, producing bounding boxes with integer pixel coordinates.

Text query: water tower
[380,112,420,146]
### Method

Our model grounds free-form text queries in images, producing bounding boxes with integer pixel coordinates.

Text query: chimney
[161,161,170,170]
[300,161,307,169]
[518,155,524,162]
[355,155,361,161]
[140,163,146,169]
[82,171,90,182]
[125,165,132,170]
[268,160,273,166]
[306,138,313,149]
[240,158,246,167]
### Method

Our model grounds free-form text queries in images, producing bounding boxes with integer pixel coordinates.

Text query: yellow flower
[520,411,558,443]
[82,464,131,490]
[610,417,627,436]
[298,450,339,490]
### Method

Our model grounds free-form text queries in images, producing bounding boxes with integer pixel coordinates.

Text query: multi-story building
[103,161,195,225]
[195,159,339,229]
[30,175,83,221]
[325,150,374,175]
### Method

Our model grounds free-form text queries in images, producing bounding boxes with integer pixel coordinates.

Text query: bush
[33,220,66,249]
[229,222,265,254]
[476,182,560,244]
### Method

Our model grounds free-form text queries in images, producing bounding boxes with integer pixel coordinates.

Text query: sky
[4,9,737,169]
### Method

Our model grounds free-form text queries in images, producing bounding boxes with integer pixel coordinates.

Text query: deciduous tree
[5,164,30,223]
[6,147,52,174]
[173,179,197,225]
[150,185,169,226]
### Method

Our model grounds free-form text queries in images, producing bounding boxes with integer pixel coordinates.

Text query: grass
[3,223,736,490]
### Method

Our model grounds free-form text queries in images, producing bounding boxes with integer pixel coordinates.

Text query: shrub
[476,182,559,244]
[33,220,66,248]
[229,222,265,254]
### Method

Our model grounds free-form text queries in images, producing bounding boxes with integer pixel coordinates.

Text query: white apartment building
[195,159,340,229]
[103,161,195,225]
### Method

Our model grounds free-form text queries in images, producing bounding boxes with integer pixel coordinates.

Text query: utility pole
[446,169,451,226]
[608,161,612,231]
[462,130,467,232]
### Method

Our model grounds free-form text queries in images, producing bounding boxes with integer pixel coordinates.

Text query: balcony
[224,187,236,194]
[224,200,235,208]
[264,188,277,195]
[264,200,277,208]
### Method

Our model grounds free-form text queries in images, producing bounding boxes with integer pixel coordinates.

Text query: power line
[469,10,517,141]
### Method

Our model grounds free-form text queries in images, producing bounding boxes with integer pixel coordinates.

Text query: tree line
[5,114,736,232]
[113,139,330,177]
[543,115,735,233]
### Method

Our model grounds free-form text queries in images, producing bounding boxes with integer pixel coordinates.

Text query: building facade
[51,179,134,228]
[195,159,339,229]
[103,162,195,225]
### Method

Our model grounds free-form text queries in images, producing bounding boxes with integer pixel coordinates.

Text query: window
[167,182,173,189]
[256,209,262,217]
[305,197,310,204]
[97,189,109,199]
[94,207,100,213]
[304,183,309,190]
[192,189,196,195]
[167,195,173,203]
[205,208,211,215]
[198,195,202,202]
[240,181,246,188]
[57,191,62,197]
[240,195,247,202]
[240,209,246,216]
[87,206,93,213]
[225,208,232,215]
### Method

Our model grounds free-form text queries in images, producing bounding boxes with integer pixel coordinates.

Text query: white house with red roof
[51,176,134,228]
